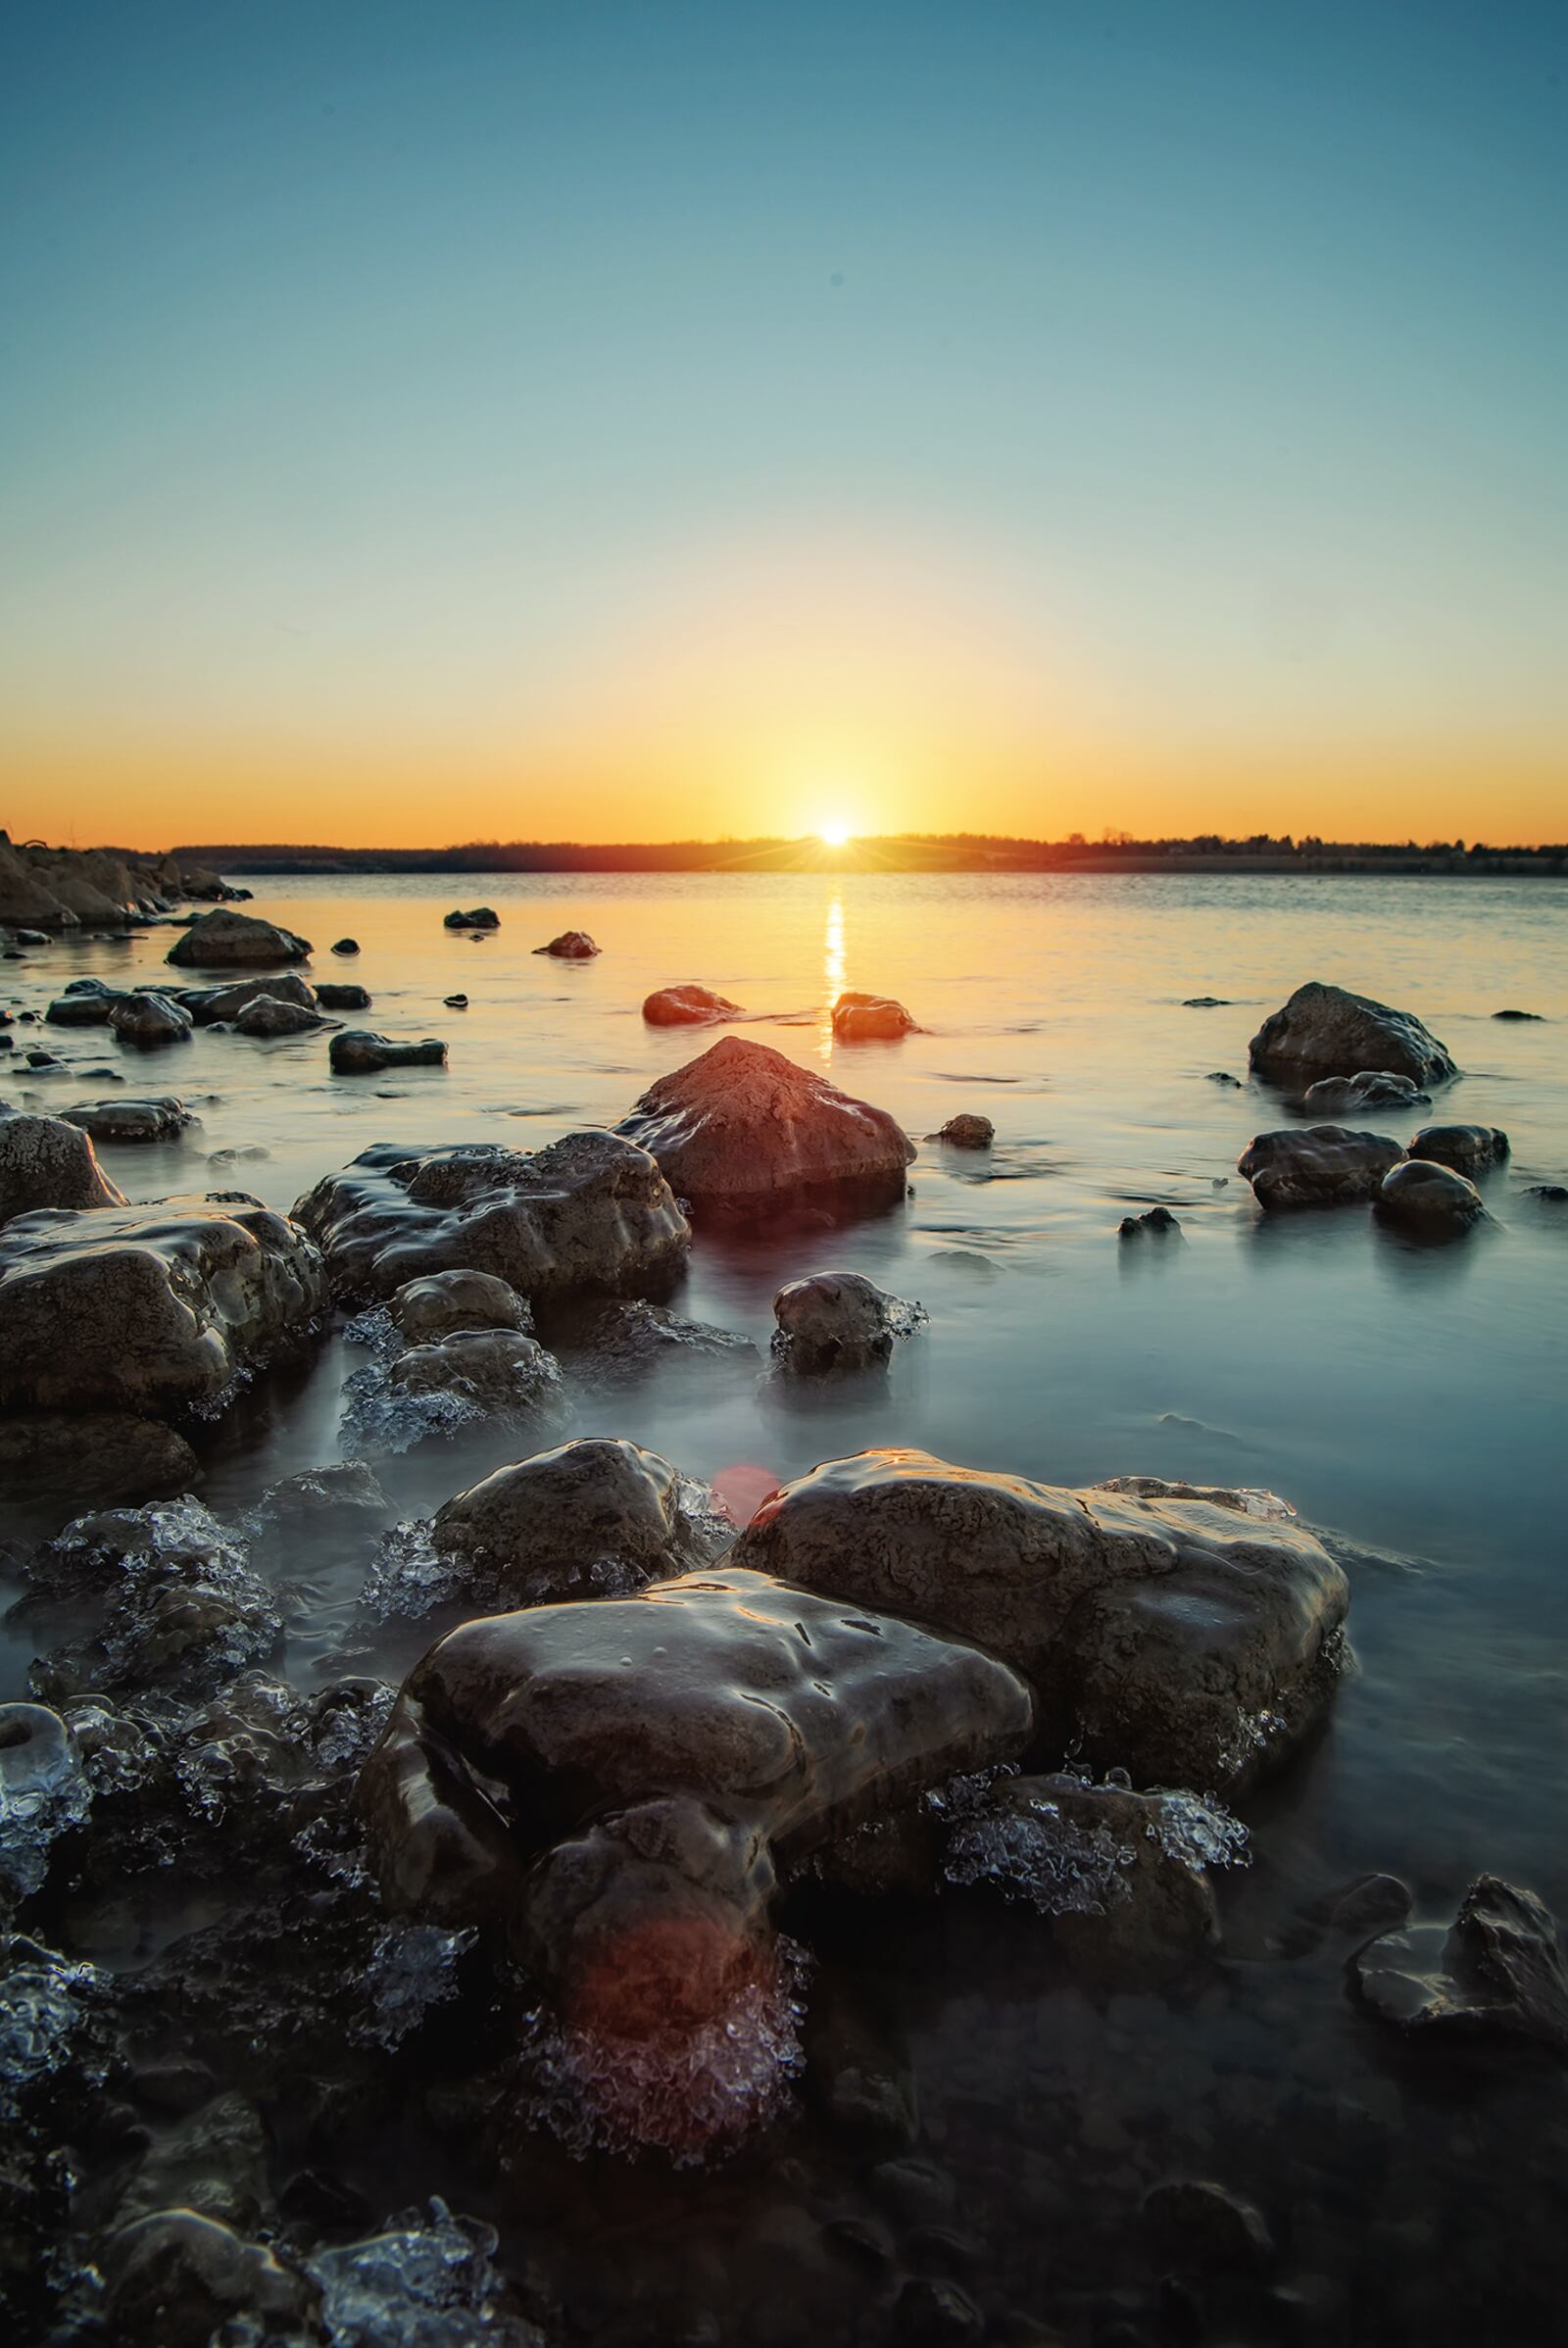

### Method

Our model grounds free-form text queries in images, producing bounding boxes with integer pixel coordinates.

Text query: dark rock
[444,906,500,929]
[1375,1158,1486,1232]
[1143,2177,1276,2274]
[1406,1122,1509,1175]
[1351,1874,1568,2058]
[45,990,120,1027]
[331,937,360,954]
[315,981,370,1010]
[938,1113,994,1147]
[616,1035,915,1207]
[177,973,318,1025]
[892,2277,985,2344]
[808,1983,919,2150]
[296,1131,690,1299]
[534,929,597,957]
[166,909,312,969]
[1182,996,1229,1007]
[1249,981,1457,1087]
[0,1411,199,1514]
[1118,1206,1181,1237]
[831,990,918,1041]
[1205,1071,1242,1087]
[1527,1183,1568,1202]
[1316,1872,1413,1938]
[1301,1069,1429,1113]
[388,1329,570,1437]
[24,1049,66,1069]
[389,1268,531,1345]
[232,993,321,1038]
[772,1269,922,1371]
[643,983,743,1025]
[109,992,192,1048]
[112,2089,270,2231]
[444,993,468,1008]
[564,1297,758,1388]
[61,1097,196,1144]
[1493,1008,1543,1020]
[0,1111,126,1223]
[1238,1124,1403,1208]
[104,2210,319,2348]
[328,1030,447,1075]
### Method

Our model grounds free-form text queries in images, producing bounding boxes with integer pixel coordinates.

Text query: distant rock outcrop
[0,831,235,930]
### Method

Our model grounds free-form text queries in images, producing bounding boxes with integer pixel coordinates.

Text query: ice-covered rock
[0,1703,91,1904]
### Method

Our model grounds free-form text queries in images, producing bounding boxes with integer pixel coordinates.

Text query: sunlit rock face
[534,929,597,957]
[616,1035,915,1206]
[734,1448,1348,1792]
[176,972,318,1025]
[1237,1124,1404,1208]
[1248,980,1457,1087]
[1405,1122,1509,1175]
[294,1132,690,1301]
[165,909,313,969]
[0,1194,327,1414]
[0,1113,126,1226]
[830,990,918,1041]
[641,983,743,1025]
[61,1098,195,1145]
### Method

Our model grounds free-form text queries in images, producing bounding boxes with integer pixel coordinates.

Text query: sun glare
[817,819,853,848]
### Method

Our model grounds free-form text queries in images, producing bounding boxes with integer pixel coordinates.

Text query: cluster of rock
[0,833,234,931]
[1238,1121,1505,1229]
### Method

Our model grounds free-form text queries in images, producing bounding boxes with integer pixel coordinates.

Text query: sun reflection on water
[818,892,846,1060]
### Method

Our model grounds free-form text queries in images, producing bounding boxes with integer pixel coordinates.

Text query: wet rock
[1238,1124,1403,1208]
[178,973,318,1025]
[772,1269,924,1371]
[1205,1070,1242,1087]
[1351,1876,1568,2058]
[389,1268,531,1345]
[831,990,918,1041]
[316,981,371,1010]
[295,1131,690,1300]
[61,1096,195,1144]
[112,2088,271,2231]
[1098,1476,1296,1520]
[233,992,322,1038]
[388,1329,570,1438]
[1182,996,1229,1008]
[735,1448,1349,1790]
[104,2210,320,2348]
[643,983,743,1025]
[1301,1069,1429,1113]
[1314,1871,1413,1938]
[248,1460,388,1542]
[0,1111,126,1223]
[564,1297,759,1388]
[109,992,192,1048]
[1406,1122,1509,1175]
[45,988,120,1027]
[427,1436,724,1608]
[444,906,500,929]
[1375,1158,1486,1232]
[1143,2177,1276,2274]
[1492,1007,1543,1020]
[24,1049,67,1070]
[0,1193,326,1413]
[329,1030,448,1075]
[166,908,312,968]
[1527,1183,1568,1202]
[305,2202,540,2347]
[444,993,468,1008]
[1249,981,1457,1087]
[617,1035,915,1207]
[0,1412,199,1514]
[938,1113,994,1147]
[0,1702,90,1905]
[1118,1206,1181,1238]
[332,936,360,954]
[534,929,597,957]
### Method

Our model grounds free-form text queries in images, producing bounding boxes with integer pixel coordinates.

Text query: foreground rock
[642,983,743,1025]
[938,1113,994,1148]
[617,1036,915,1208]
[177,974,318,1026]
[46,985,120,1028]
[295,1131,690,1299]
[328,1030,447,1075]
[109,992,192,1049]
[1238,1124,1403,1208]
[1302,1070,1429,1114]
[535,929,598,958]
[1375,1157,1486,1233]
[0,1194,326,1413]
[772,1270,922,1372]
[1352,1875,1568,2059]
[388,1268,531,1345]
[1406,1122,1509,1175]
[1249,982,1457,1088]
[166,909,312,969]
[735,1449,1349,1790]
[831,990,918,1042]
[444,906,499,929]
[0,1112,126,1224]
[62,1097,195,1144]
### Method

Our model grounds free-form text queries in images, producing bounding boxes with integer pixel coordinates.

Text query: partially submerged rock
[937,1113,993,1148]
[314,981,371,1011]
[832,990,918,1042]
[46,988,119,1028]
[444,906,499,929]
[1406,1122,1509,1175]
[388,1268,531,1346]
[563,1297,758,1388]
[772,1270,923,1372]
[328,1031,447,1076]
[387,1329,570,1439]
[1249,981,1457,1088]
[1376,1157,1487,1232]
[61,1097,195,1144]
[295,1131,690,1300]
[617,1036,915,1208]
[0,1194,326,1413]
[1302,1069,1429,1114]
[1238,1124,1403,1208]
[109,993,192,1049]
[0,1112,126,1224]
[331,936,360,954]
[0,1411,199,1515]
[534,929,597,957]
[1119,1205,1181,1238]
[735,1448,1349,1790]
[232,993,321,1039]
[104,2209,320,2348]
[178,974,318,1026]
[642,983,743,1025]
[1351,1875,1568,2059]
[166,909,312,969]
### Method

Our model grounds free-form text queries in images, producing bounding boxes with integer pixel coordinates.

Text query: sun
[817,818,853,848]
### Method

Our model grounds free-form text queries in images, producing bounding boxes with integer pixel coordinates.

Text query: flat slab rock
[1352,1875,1568,2059]
[0,1191,327,1413]
[733,1447,1349,1790]
[294,1130,690,1300]
[616,1035,915,1206]
[1249,981,1457,1088]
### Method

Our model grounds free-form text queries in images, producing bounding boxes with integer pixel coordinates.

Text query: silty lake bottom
[3,869,1566,2346]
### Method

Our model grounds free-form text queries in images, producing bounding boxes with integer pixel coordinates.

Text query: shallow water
[5,869,1567,2342]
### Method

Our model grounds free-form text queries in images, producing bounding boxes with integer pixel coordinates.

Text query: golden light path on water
[818,892,846,1060]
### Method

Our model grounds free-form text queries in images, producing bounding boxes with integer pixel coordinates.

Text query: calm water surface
[7,870,1567,2342]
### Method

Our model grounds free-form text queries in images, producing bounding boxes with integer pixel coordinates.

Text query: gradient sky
[2,0,1564,848]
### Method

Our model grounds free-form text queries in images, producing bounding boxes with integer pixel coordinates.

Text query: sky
[1,0,1564,850]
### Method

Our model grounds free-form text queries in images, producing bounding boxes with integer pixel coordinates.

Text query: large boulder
[177,974,318,1026]
[0,833,75,925]
[166,910,312,969]
[328,1030,446,1075]
[734,1449,1349,1790]
[831,991,918,1042]
[1237,1124,1403,1208]
[0,1194,327,1413]
[109,993,192,1049]
[429,1436,720,1608]
[616,1036,915,1208]
[294,1131,690,1300]
[61,1098,195,1145]
[1375,1157,1486,1233]
[642,984,743,1026]
[1249,982,1457,1088]
[1405,1122,1509,1175]
[0,1113,126,1224]
[1352,1876,1568,2059]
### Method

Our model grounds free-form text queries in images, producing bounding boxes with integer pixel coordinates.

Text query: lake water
[6,868,1567,2343]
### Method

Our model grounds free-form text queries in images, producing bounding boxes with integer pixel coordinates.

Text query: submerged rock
[1406,1122,1509,1175]
[166,909,312,969]
[388,1268,531,1346]
[1301,1069,1429,1114]
[315,981,371,1010]
[772,1270,924,1371]
[1249,981,1457,1087]
[177,973,318,1026]
[296,1131,690,1301]
[444,906,500,929]
[109,992,192,1049]
[534,929,597,957]
[937,1113,994,1148]
[232,993,321,1038]
[61,1096,195,1145]
[387,1330,570,1436]
[735,1448,1349,1790]
[1493,1007,1543,1020]
[1118,1205,1181,1238]
[1238,1124,1403,1208]
[0,1194,326,1413]
[642,982,743,1025]
[1375,1157,1487,1232]
[329,1030,447,1076]
[0,1411,199,1515]
[831,991,919,1042]
[1352,1875,1568,2059]
[331,936,360,954]
[617,1036,915,1208]
[0,1112,126,1224]
[564,1297,758,1388]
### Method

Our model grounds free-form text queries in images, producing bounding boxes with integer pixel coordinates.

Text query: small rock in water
[1238,1124,1403,1208]
[1375,1157,1486,1232]
[109,993,193,1049]
[331,936,360,954]
[1527,1183,1568,1202]
[315,981,370,1010]
[831,989,918,1041]
[443,993,468,1007]
[772,1269,926,1372]
[443,906,500,930]
[565,1296,759,1388]
[938,1113,994,1147]
[328,1030,447,1075]
[1351,1874,1568,2058]
[1205,1070,1242,1088]
[643,983,743,1025]
[61,1096,194,1144]
[1405,1121,1509,1175]
[1302,1069,1429,1113]
[534,929,597,957]
[232,993,320,1038]
[1182,996,1230,1007]
[1118,1205,1181,1238]
[1493,1007,1543,1020]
